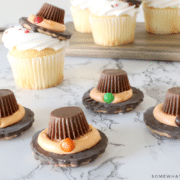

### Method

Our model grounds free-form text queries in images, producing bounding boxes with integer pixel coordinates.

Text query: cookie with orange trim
[144,87,180,139]
[0,89,34,140]
[30,106,108,167]
[19,3,72,40]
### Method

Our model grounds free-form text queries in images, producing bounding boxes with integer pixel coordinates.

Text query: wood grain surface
[1,22,180,61]
[65,22,180,61]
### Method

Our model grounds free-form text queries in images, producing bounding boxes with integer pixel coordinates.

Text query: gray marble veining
[0,45,180,180]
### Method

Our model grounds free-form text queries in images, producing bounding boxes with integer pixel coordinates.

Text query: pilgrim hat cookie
[144,87,180,139]
[31,106,108,167]
[0,89,34,139]
[82,69,144,114]
[19,3,72,40]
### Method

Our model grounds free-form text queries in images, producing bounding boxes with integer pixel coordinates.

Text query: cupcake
[144,87,180,138]
[88,0,141,46]
[31,106,108,167]
[2,3,72,89]
[70,0,91,33]
[143,0,180,34]
[0,89,34,139]
[82,69,144,114]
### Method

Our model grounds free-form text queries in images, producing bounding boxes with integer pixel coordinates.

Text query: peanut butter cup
[82,69,144,114]
[0,89,19,118]
[162,87,180,116]
[36,3,65,24]
[0,89,34,139]
[31,106,108,167]
[47,107,90,140]
[97,69,131,93]
[144,87,180,139]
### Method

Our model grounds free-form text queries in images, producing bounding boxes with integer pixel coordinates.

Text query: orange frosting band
[153,103,178,127]
[37,125,101,154]
[90,87,133,103]
[0,104,25,128]
[27,14,66,32]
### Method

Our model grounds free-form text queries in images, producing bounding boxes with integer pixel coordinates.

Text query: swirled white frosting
[143,0,180,8]
[70,0,89,9]
[88,0,139,17]
[2,26,68,51]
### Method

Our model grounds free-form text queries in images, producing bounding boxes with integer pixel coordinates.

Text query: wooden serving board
[1,23,180,61]
[65,22,180,62]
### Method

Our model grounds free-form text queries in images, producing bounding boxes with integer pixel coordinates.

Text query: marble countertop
[0,43,180,180]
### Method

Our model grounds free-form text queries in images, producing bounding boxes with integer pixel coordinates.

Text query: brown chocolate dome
[36,3,65,24]
[96,69,131,94]
[162,87,180,116]
[0,89,19,118]
[47,106,90,140]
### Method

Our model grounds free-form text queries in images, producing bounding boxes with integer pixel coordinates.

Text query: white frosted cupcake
[70,0,91,33]
[143,0,180,34]
[2,26,68,90]
[88,0,140,46]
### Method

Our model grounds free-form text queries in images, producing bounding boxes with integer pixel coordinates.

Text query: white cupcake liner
[70,6,91,33]
[89,14,137,46]
[143,4,180,34]
[8,49,65,89]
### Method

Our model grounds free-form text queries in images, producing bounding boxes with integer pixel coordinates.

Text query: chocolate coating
[31,129,108,167]
[82,87,144,114]
[162,87,180,116]
[144,107,180,139]
[47,107,90,140]
[0,89,19,118]
[0,107,34,139]
[19,17,72,40]
[97,69,131,93]
[36,3,65,24]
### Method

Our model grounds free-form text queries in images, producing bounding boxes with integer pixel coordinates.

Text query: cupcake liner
[89,14,137,46]
[47,107,90,140]
[97,69,131,93]
[36,3,65,24]
[143,4,180,34]
[70,6,91,33]
[0,89,19,118]
[8,49,65,90]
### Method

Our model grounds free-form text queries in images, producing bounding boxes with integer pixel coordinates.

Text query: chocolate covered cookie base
[82,87,144,114]
[144,107,180,139]
[30,129,108,167]
[19,17,72,40]
[0,107,34,139]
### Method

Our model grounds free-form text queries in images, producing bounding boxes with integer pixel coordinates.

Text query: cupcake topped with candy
[2,3,72,90]
[31,106,108,167]
[83,69,144,114]
[144,87,180,138]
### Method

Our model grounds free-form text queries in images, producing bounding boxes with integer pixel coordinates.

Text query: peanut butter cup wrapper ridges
[0,89,19,118]
[47,107,90,140]
[162,87,180,116]
[36,3,65,24]
[97,69,131,93]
